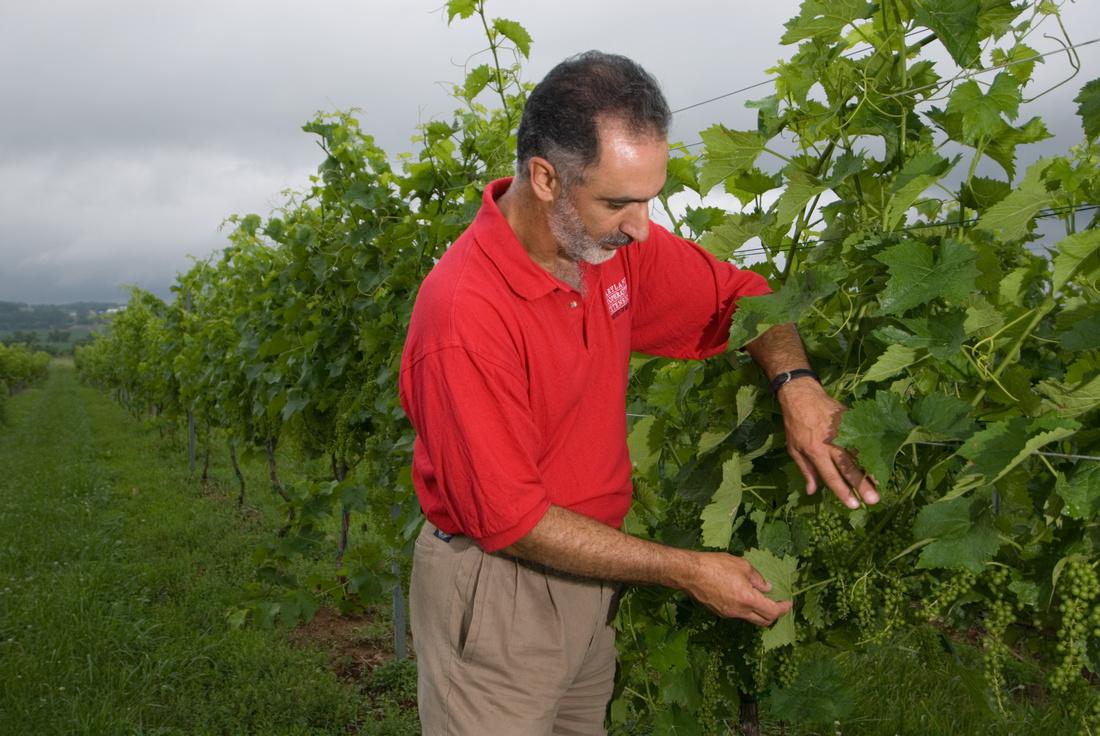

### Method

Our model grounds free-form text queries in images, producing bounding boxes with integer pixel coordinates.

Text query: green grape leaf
[913,497,1001,573]
[697,430,730,456]
[700,456,744,549]
[985,117,1052,179]
[446,0,477,22]
[960,176,1011,212]
[1056,465,1100,521]
[653,705,701,733]
[875,239,978,315]
[899,310,968,360]
[780,0,873,44]
[914,0,982,68]
[658,668,697,707]
[698,125,767,193]
[774,169,826,229]
[1009,579,1040,608]
[946,75,1021,143]
[913,391,975,439]
[835,391,915,482]
[682,206,727,238]
[957,416,1079,487]
[727,266,843,347]
[997,266,1033,306]
[975,158,1053,241]
[1059,314,1100,352]
[825,151,866,188]
[1076,77,1100,141]
[744,548,797,650]
[1037,373,1100,418]
[644,625,691,672]
[699,212,766,261]
[861,344,921,384]
[964,295,1004,337]
[666,155,700,194]
[491,18,532,58]
[977,1,1025,36]
[462,64,493,102]
[884,152,958,228]
[956,418,1027,479]
[727,168,783,206]
[757,520,793,556]
[1052,228,1100,293]
[992,43,1042,85]
[281,388,308,421]
[766,656,856,724]
[628,415,661,475]
[736,384,759,429]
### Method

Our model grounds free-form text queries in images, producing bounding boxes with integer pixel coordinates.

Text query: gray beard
[548,195,631,271]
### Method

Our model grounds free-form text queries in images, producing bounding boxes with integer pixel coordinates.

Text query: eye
[607,202,626,211]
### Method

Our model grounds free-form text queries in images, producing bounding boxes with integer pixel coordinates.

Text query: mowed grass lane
[0,366,368,735]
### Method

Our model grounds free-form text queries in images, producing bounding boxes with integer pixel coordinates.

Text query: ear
[526,156,561,203]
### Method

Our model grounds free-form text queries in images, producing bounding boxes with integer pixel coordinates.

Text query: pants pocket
[455,544,493,662]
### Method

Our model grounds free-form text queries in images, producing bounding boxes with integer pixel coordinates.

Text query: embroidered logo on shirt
[605,277,629,318]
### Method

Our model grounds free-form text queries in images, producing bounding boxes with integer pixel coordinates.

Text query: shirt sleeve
[400,344,551,552]
[625,222,772,359]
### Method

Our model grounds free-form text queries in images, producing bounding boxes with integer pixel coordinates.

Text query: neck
[497,178,582,289]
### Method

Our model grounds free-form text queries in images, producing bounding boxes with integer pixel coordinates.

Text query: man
[399,51,877,735]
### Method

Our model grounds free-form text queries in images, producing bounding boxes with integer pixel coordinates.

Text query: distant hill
[0,301,121,332]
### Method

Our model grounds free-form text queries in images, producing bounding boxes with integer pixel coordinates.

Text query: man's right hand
[684,551,792,626]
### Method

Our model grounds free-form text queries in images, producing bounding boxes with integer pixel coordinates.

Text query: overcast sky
[1,1,1097,305]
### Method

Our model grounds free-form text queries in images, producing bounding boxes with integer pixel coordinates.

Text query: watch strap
[770,368,820,394]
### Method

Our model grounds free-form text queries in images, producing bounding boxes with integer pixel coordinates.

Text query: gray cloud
[1,1,1096,304]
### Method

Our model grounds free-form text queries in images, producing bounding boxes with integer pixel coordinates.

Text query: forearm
[746,324,881,506]
[503,504,789,624]
[503,504,696,589]
[744,323,812,380]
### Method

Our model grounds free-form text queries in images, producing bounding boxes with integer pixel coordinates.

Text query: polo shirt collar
[472,177,571,300]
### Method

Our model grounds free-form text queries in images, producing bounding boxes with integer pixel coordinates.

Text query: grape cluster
[1051,560,1098,695]
[848,576,876,631]
[981,566,1015,711]
[698,650,722,736]
[776,646,803,689]
[923,571,975,621]
[805,512,842,552]
[873,577,909,640]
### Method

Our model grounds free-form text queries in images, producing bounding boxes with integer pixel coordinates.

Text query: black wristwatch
[770,368,820,394]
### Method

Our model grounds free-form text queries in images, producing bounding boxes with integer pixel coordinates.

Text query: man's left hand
[775,377,879,509]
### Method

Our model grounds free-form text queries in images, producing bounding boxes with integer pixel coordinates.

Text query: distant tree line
[0,301,120,332]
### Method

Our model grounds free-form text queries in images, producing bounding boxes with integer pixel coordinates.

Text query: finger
[748,567,771,592]
[808,450,860,509]
[856,472,880,504]
[832,448,880,505]
[744,611,772,627]
[790,449,818,495]
[753,597,792,625]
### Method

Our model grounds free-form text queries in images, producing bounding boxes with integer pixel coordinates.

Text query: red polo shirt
[399,178,770,552]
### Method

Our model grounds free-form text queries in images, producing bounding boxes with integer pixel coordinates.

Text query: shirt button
[569,300,578,309]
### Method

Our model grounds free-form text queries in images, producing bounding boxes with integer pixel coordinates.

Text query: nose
[619,202,650,243]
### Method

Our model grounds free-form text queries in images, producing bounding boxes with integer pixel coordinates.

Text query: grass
[0,366,416,735]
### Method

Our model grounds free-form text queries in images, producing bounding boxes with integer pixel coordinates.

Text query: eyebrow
[600,191,662,205]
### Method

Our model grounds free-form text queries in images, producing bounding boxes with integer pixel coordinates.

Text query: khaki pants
[411,521,618,736]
